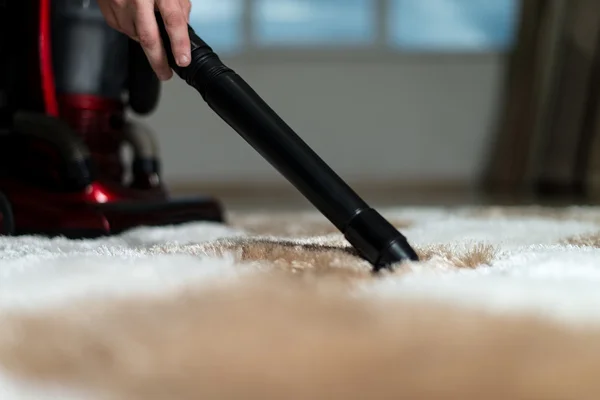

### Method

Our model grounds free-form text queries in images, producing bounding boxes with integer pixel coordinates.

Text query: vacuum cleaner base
[0,112,225,238]
[0,192,14,235]
[0,178,224,238]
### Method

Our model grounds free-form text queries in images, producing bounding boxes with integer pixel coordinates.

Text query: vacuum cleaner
[0,0,223,238]
[154,16,419,271]
[0,0,418,270]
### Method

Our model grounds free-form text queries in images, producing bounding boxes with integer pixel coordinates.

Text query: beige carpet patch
[562,232,600,247]
[2,276,600,400]
[148,237,500,282]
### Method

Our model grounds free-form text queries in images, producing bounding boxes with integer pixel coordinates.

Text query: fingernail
[178,55,190,66]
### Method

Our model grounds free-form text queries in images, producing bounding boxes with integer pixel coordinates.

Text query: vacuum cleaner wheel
[0,192,14,234]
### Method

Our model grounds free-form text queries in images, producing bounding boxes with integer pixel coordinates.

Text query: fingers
[132,0,173,80]
[98,0,136,39]
[97,0,120,31]
[111,0,139,40]
[98,0,191,81]
[180,0,192,23]
[157,0,191,67]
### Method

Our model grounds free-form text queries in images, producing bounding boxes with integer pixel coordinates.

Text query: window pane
[189,0,243,54]
[253,0,376,47]
[388,0,520,51]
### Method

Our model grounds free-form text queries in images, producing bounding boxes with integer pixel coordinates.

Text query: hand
[98,0,192,81]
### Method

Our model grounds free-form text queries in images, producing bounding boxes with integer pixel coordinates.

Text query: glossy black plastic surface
[155,15,419,270]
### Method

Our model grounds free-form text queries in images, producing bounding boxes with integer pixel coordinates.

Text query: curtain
[483,0,600,200]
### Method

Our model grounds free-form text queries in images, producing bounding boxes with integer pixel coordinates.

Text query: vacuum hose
[155,15,419,271]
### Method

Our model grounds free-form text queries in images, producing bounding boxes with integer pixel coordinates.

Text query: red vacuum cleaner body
[0,0,223,237]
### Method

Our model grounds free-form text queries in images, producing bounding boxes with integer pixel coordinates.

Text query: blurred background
[130,0,600,209]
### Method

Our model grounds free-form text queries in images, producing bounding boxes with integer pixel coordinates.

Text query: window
[188,0,521,56]
[189,0,244,54]
[388,0,520,51]
[251,0,376,47]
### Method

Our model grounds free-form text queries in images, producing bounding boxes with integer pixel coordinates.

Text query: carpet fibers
[2,206,600,399]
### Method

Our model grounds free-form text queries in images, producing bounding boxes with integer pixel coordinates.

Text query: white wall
[130,55,506,187]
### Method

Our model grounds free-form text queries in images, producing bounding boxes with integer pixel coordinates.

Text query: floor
[171,184,596,212]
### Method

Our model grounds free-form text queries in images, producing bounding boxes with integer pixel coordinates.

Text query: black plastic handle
[155,15,419,270]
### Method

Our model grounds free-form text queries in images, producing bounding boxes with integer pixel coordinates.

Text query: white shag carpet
[1,205,600,399]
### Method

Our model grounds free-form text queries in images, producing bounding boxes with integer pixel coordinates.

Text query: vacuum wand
[155,16,419,271]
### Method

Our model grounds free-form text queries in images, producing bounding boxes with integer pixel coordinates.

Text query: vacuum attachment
[155,15,419,271]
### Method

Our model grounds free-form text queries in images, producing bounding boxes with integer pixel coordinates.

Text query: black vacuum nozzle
[155,15,419,271]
